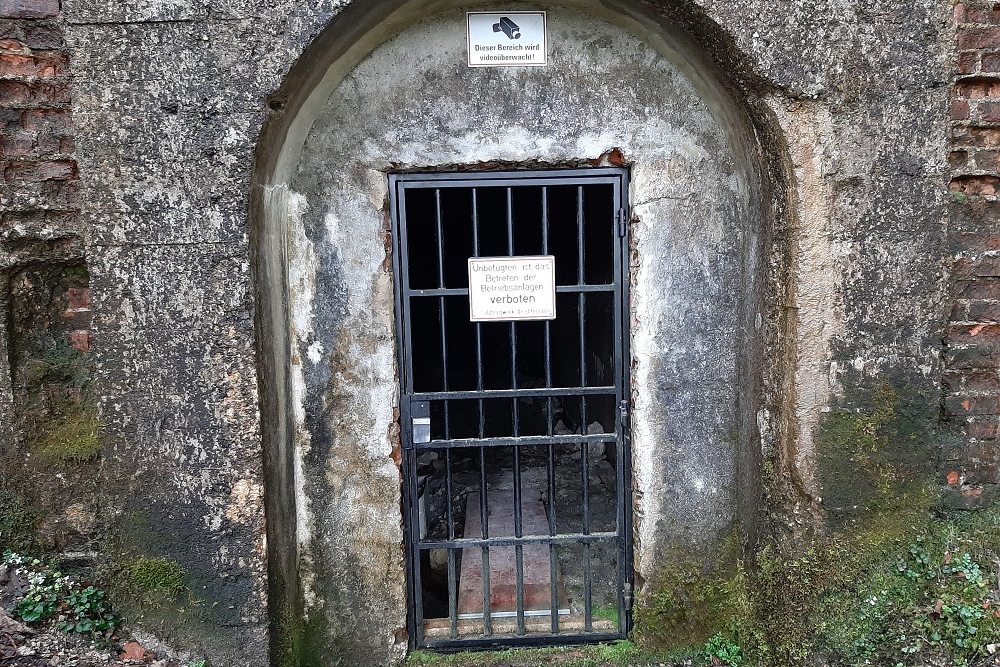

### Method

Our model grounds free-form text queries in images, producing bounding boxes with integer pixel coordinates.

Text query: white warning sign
[467,12,547,67]
[468,256,556,322]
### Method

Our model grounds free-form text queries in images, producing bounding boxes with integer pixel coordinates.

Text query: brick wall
[1,0,89,456]
[0,0,86,345]
[943,1,1000,508]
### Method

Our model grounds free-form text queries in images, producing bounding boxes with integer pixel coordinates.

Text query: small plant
[703,633,743,666]
[187,661,208,667]
[2,550,117,638]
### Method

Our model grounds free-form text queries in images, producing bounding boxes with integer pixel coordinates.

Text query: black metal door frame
[389,168,632,651]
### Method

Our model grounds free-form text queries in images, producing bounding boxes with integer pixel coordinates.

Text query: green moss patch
[121,556,188,603]
[817,383,933,520]
[632,534,756,656]
[32,403,100,463]
[751,501,1000,666]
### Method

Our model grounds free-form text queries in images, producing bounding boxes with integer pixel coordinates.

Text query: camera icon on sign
[493,16,521,40]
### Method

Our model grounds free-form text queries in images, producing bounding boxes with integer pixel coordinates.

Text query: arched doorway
[251,2,779,663]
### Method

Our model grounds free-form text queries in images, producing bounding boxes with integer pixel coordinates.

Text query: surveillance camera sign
[467,12,547,67]
[468,256,556,321]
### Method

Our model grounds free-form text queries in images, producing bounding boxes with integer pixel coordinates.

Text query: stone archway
[250,2,786,664]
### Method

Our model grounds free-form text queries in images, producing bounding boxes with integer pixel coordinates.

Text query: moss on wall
[121,556,188,602]
[0,488,39,553]
[31,402,100,462]
[632,534,754,653]
[816,382,936,521]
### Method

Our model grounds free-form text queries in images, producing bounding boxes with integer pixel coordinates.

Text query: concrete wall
[20,0,953,663]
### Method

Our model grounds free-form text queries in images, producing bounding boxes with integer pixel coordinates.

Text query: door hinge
[623,587,633,611]
[616,208,628,237]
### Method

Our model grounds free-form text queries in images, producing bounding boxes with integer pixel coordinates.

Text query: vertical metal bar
[472,189,486,441]
[447,548,457,639]
[578,185,593,632]
[584,542,593,632]
[392,183,427,645]
[409,448,427,645]
[505,187,526,635]
[470,188,492,638]
[612,180,628,633]
[542,186,559,634]
[434,189,458,638]
[617,173,634,637]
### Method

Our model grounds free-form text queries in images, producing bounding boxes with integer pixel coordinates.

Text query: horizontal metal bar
[392,168,624,185]
[422,632,625,651]
[418,532,619,550]
[407,284,614,298]
[413,386,615,401]
[415,434,616,450]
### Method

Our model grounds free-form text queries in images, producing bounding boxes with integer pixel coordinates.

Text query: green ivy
[3,550,118,639]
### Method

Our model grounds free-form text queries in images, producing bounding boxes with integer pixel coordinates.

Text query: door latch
[411,400,431,445]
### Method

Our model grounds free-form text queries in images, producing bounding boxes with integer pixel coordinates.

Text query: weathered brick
[0,132,33,156]
[946,343,1000,368]
[3,159,77,182]
[940,466,1000,486]
[959,26,1000,49]
[952,233,1000,254]
[968,417,1000,439]
[945,394,1000,416]
[0,79,68,105]
[959,50,980,74]
[967,300,1000,320]
[984,52,1000,72]
[952,126,1000,147]
[0,52,66,77]
[68,329,90,353]
[21,23,61,49]
[956,1,968,23]
[963,463,1000,484]
[953,255,1000,278]
[943,439,998,462]
[981,100,1000,122]
[953,99,971,120]
[943,368,1000,392]
[946,368,1000,392]
[955,278,1000,299]
[966,6,1000,24]
[950,174,1000,196]
[950,149,970,167]
[974,148,1000,170]
[66,287,90,310]
[21,108,70,131]
[0,0,58,18]
[947,323,1000,346]
[955,78,1000,98]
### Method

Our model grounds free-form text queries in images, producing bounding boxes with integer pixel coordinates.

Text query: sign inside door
[468,256,556,321]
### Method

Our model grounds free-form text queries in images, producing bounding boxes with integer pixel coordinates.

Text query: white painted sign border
[468,255,557,322]
[466,11,548,68]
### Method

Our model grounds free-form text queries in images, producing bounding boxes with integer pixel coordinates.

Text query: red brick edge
[943,2,1000,508]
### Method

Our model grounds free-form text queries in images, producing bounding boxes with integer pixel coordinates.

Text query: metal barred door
[389,168,631,650]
